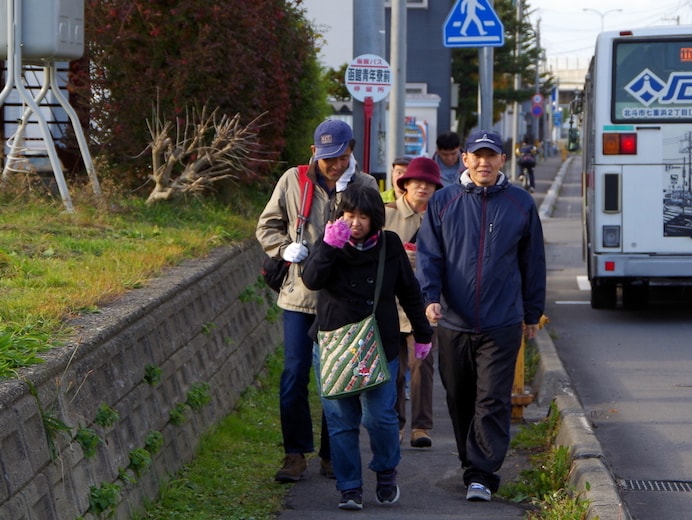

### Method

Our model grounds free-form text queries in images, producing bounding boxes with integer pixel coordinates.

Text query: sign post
[442,0,504,130]
[345,54,392,173]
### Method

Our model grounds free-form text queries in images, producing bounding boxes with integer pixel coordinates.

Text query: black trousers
[437,324,522,492]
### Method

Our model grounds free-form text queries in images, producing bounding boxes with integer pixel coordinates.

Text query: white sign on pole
[345,54,392,103]
[443,0,504,48]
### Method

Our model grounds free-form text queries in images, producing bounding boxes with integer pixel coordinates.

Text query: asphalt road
[543,154,692,520]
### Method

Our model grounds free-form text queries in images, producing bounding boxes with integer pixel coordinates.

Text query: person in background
[432,131,464,187]
[416,130,546,503]
[381,157,410,202]
[302,184,433,511]
[384,157,442,449]
[515,135,538,193]
[256,120,378,483]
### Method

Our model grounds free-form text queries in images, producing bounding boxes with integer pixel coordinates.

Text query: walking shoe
[375,469,400,505]
[466,482,492,501]
[338,488,363,510]
[274,453,306,483]
[410,429,432,448]
[319,457,335,479]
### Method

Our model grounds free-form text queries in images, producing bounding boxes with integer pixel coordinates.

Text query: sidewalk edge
[534,328,631,520]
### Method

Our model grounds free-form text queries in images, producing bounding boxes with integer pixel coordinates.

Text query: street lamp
[583,8,623,32]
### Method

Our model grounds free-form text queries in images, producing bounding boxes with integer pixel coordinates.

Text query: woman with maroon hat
[384,157,442,450]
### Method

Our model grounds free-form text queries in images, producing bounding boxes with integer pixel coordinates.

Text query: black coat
[302,230,433,361]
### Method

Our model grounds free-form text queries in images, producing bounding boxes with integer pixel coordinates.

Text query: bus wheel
[622,281,649,310]
[591,280,617,309]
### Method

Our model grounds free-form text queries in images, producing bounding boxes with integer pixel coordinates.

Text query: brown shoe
[319,457,336,479]
[410,429,432,448]
[274,453,307,483]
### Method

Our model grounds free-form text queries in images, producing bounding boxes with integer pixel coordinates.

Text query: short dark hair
[336,185,385,235]
[436,131,461,151]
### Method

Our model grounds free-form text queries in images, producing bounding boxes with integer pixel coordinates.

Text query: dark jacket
[416,171,546,333]
[302,230,433,361]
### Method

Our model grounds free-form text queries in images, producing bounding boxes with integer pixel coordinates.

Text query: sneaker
[338,488,363,510]
[410,429,432,448]
[375,469,400,505]
[274,453,306,483]
[466,482,492,502]
[319,458,335,479]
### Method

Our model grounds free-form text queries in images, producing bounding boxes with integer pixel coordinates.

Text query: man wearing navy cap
[415,130,546,502]
[257,120,378,483]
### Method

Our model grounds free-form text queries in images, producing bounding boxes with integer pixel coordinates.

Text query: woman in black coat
[302,184,432,511]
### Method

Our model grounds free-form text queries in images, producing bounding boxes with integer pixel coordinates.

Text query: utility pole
[510,0,523,181]
[478,0,494,130]
[387,0,406,188]
[353,0,386,175]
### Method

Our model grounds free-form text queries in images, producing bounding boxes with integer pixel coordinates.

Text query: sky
[529,0,692,68]
[301,0,692,70]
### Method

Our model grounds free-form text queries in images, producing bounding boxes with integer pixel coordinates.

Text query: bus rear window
[612,38,692,123]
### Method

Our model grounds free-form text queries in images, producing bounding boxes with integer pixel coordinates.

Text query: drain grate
[619,479,692,492]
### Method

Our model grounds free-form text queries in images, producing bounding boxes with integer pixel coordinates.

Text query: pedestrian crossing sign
[443,0,505,48]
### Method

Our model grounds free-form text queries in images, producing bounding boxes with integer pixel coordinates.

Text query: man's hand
[282,242,309,263]
[425,303,442,324]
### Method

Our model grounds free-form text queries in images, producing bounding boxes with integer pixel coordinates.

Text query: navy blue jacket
[303,230,433,361]
[416,172,546,332]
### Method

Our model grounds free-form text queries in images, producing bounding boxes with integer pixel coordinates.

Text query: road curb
[534,320,630,519]
[538,155,573,220]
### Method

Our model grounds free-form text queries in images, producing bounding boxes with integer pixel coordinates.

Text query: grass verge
[0,185,266,378]
[133,350,293,520]
[499,403,592,519]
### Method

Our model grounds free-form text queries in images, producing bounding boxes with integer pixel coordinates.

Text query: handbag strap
[372,232,386,313]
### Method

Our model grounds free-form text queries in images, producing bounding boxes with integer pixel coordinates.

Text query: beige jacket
[384,196,425,333]
[256,161,378,314]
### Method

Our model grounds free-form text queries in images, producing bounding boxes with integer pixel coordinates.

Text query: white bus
[580,26,692,309]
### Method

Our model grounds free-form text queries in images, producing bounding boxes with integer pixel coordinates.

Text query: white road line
[577,275,590,291]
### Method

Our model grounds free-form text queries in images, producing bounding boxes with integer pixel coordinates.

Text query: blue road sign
[443,0,504,48]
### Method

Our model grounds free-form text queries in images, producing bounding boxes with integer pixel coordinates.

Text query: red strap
[295,165,314,232]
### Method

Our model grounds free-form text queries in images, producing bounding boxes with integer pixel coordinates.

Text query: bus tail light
[603,133,637,155]
[603,225,621,247]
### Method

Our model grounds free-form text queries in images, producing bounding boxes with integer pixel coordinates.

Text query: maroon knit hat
[396,157,443,189]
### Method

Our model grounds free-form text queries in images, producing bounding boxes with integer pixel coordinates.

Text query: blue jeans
[313,345,400,491]
[281,310,330,457]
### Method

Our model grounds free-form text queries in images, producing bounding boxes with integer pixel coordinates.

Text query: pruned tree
[145,106,264,204]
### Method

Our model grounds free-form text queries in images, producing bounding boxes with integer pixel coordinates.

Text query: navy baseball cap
[313,120,353,160]
[465,130,504,154]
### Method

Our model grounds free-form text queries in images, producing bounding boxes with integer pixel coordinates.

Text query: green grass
[134,350,314,520]
[0,184,268,379]
[499,403,591,519]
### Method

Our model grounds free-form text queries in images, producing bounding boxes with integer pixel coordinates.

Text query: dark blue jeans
[281,310,330,458]
[314,344,401,492]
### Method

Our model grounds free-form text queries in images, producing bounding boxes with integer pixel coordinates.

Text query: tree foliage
[451,0,554,137]
[73,0,329,187]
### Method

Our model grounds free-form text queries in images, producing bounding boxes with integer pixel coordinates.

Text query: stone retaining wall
[0,241,282,519]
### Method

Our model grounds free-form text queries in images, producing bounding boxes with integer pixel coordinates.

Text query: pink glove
[323,219,351,249]
[414,342,432,360]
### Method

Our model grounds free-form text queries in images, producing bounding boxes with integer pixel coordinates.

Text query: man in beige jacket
[256,120,378,482]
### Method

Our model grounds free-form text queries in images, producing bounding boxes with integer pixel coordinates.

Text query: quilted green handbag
[318,234,390,399]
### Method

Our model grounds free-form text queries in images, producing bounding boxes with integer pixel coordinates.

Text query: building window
[384,0,428,8]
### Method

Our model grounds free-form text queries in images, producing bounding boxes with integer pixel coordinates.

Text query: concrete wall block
[0,242,284,518]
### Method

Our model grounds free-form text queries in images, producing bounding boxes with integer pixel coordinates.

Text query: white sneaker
[466,482,491,501]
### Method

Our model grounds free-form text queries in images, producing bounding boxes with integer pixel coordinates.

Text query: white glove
[282,242,309,263]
